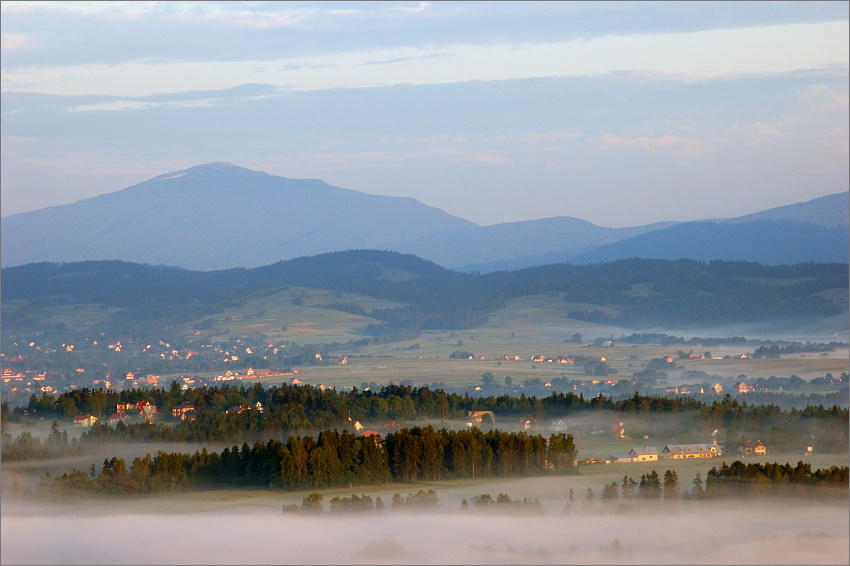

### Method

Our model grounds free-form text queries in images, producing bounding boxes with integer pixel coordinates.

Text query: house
[138,403,157,421]
[737,440,768,456]
[661,441,721,459]
[467,410,495,424]
[713,383,723,394]
[73,415,98,427]
[628,446,658,462]
[253,401,264,413]
[550,418,569,432]
[611,454,637,463]
[109,412,128,423]
[361,430,383,449]
[172,403,195,419]
[735,382,755,394]
[353,420,364,432]
[666,386,679,394]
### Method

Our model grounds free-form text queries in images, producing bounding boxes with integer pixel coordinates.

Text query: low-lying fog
[2,496,846,565]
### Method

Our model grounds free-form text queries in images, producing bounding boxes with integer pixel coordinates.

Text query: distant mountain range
[2,162,847,271]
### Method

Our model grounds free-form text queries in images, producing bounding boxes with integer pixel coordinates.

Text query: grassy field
[205,290,844,391]
[180,285,407,343]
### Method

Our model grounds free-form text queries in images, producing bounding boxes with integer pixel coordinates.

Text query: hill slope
[3,252,847,342]
[570,220,850,265]
[725,192,849,229]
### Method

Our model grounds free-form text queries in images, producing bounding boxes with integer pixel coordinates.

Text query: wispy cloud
[65,97,222,113]
[2,20,846,97]
[732,122,786,145]
[593,134,726,157]
[1,32,30,51]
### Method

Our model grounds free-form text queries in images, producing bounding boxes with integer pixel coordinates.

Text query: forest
[3,383,848,460]
[2,253,847,345]
[35,426,577,497]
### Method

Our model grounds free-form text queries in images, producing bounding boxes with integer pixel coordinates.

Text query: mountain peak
[148,162,253,183]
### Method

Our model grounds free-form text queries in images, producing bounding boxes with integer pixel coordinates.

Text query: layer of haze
[2,497,847,565]
[1,1,848,227]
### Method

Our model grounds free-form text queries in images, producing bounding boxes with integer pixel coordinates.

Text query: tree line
[10,383,848,453]
[39,426,576,497]
[4,255,847,352]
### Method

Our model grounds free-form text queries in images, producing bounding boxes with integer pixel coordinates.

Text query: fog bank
[2,499,847,565]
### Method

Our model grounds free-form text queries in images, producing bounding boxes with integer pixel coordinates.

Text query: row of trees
[704,460,848,496]
[42,426,577,497]
[12,382,848,453]
[384,427,576,481]
[0,421,79,462]
[586,462,849,511]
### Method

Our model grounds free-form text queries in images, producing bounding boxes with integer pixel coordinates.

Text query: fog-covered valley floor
[2,494,847,565]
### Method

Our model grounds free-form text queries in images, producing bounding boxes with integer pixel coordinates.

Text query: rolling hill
[3,252,847,343]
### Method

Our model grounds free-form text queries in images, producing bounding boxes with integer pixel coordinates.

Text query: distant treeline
[3,254,847,347]
[591,462,848,509]
[617,333,844,351]
[39,426,576,497]
[704,460,849,496]
[4,383,847,458]
[0,421,81,462]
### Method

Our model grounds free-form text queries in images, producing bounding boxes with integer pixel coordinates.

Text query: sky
[1,1,848,227]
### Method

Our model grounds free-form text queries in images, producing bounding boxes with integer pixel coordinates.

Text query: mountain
[569,220,850,265]
[0,163,476,271]
[1,162,846,270]
[383,216,678,271]
[723,192,849,229]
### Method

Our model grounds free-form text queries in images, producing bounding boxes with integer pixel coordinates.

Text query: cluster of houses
[610,442,723,463]
[576,438,769,465]
[665,382,760,395]
[498,354,576,363]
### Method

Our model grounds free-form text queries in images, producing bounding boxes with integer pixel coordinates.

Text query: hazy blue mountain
[722,192,849,229]
[383,217,678,271]
[0,163,477,271]
[569,219,850,265]
[1,162,845,270]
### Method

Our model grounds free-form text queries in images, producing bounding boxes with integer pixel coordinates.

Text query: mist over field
[2,497,847,565]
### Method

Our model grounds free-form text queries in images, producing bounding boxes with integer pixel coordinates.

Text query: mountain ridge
[2,162,846,271]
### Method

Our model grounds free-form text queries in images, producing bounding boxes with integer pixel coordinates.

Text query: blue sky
[2,1,847,227]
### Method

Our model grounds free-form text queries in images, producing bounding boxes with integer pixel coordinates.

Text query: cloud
[1,32,30,51]
[2,20,846,97]
[732,122,787,144]
[393,2,431,14]
[593,134,724,157]
[65,98,222,113]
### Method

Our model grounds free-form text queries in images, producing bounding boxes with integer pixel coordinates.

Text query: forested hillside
[2,253,847,344]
